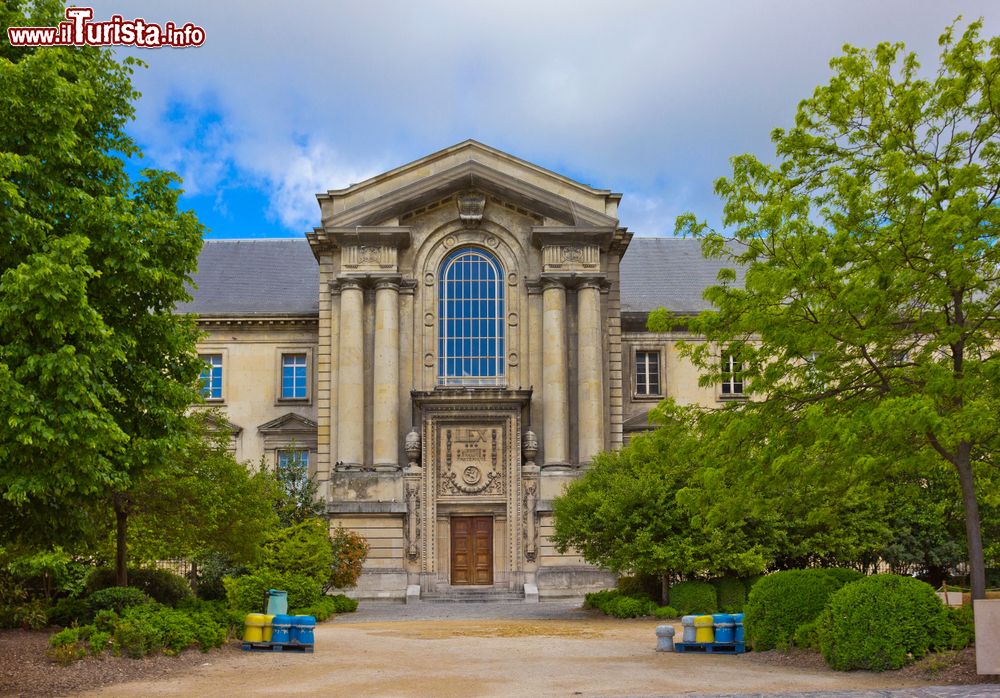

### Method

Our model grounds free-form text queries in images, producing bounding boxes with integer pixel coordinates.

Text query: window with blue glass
[281,353,308,399]
[200,354,223,400]
[438,247,505,385]
[276,449,309,495]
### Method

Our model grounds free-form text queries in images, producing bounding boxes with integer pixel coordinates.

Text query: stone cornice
[307,227,412,258]
[411,388,533,409]
[531,226,617,250]
[196,315,318,330]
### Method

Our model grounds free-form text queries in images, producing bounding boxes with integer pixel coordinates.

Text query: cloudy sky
[87,0,998,240]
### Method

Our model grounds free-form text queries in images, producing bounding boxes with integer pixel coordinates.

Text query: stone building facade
[180,141,744,600]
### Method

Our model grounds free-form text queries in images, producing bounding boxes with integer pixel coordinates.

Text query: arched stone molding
[411,220,531,393]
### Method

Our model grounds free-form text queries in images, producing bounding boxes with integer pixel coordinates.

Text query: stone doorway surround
[407,388,536,593]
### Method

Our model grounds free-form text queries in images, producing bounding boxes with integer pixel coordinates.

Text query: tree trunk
[955,446,986,600]
[113,494,129,587]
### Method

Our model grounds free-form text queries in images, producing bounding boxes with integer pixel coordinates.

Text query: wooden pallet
[674,641,746,654]
[241,641,314,653]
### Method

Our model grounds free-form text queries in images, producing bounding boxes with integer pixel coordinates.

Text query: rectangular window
[281,353,308,399]
[721,351,744,396]
[276,449,309,495]
[200,354,223,400]
[635,351,661,396]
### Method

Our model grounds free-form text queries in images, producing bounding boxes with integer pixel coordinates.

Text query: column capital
[375,278,401,292]
[540,277,566,292]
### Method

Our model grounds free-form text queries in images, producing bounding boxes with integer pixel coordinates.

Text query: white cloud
[88,0,1000,234]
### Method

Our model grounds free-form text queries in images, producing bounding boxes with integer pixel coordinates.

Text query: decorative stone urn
[404,428,421,470]
[522,429,538,468]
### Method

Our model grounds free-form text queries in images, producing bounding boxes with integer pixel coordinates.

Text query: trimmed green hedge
[817,574,956,671]
[744,570,840,650]
[583,589,676,619]
[87,587,152,616]
[711,576,747,613]
[669,580,717,615]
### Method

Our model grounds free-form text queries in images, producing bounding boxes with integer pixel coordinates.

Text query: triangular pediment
[197,411,242,436]
[623,410,654,433]
[257,412,318,435]
[316,141,621,229]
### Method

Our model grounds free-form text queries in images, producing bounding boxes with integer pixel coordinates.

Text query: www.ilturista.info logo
[7,7,205,48]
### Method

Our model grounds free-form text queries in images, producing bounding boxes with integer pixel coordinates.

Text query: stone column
[542,278,569,466]
[373,279,400,469]
[577,280,605,464]
[337,279,365,468]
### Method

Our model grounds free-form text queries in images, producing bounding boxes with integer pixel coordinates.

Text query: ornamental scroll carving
[405,482,420,561]
[524,481,538,562]
[437,427,505,497]
[342,245,397,271]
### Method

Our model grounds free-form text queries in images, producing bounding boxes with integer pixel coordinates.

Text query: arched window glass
[438,247,505,385]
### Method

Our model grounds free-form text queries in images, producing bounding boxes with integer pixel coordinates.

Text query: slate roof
[176,239,319,316]
[179,236,743,317]
[619,237,745,314]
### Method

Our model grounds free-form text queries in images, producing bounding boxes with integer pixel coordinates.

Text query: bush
[584,589,621,610]
[817,574,953,671]
[605,595,655,618]
[176,598,244,637]
[262,519,334,581]
[93,609,119,632]
[330,525,370,589]
[87,568,192,607]
[669,580,717,615]
[744,570,841,650]
[617,575,661,602]
[113,603,231,658]
[946,605,975,649]
[814,567,863,588]
[652,605,679,619]
[48,597,90,627]
[711,576,747,613]
[88,630,111,656]
[331,594,358,613]
[49,626,79,647]
[87,587,152,615]
[12,600,47,630]
[194,554,247,601]
[46,643,85,665]
[792,619,821,650]
[222,569,323,612]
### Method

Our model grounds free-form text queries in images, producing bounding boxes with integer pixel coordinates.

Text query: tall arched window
[438,247,505,385]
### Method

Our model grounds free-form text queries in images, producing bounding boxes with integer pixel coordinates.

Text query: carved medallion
[438,427,504,497]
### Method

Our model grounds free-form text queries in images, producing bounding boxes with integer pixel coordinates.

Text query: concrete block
[405,584,421,604]
[937,591,962,607]
[975,599,1000,675]
[524,583,539,603]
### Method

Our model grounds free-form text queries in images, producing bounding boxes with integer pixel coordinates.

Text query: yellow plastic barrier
[694,615,714,643]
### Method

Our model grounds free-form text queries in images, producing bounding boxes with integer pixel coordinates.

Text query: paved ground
[77,602,999,698]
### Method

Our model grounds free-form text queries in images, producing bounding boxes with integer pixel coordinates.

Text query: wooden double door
[450,516,493,585]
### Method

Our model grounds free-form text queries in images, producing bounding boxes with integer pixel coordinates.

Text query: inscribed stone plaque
[437,426,505,497]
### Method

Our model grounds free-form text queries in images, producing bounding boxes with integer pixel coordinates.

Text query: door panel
[451,516,493,585]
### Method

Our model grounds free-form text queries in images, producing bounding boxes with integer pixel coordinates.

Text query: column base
[541,461,575,471]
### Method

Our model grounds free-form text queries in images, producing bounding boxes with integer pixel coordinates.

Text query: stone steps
[420,589,525,603]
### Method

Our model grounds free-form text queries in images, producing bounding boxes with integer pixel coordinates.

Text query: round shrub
[48,597,90,627]
[605,595,654,618]
[815,567,863,588]
[87,568,192,607]
[817,574,953,671]
[743,570,840,650]
[87,587,152,615]
[652,605,679,619]
[711,576,747,612]
[584,589,621,610]
[669,580,717,615]
[331,594,358,613]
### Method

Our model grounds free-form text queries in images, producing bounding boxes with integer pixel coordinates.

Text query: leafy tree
[126,425,281,568]
[0,1,205,585]
[657,20,1000,598]
[551,403,772,589]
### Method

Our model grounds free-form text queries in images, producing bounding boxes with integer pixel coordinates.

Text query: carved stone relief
[524,480,538,562]
[342,245,398,271]
[437,427,505,497]
[541,244,600,272]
